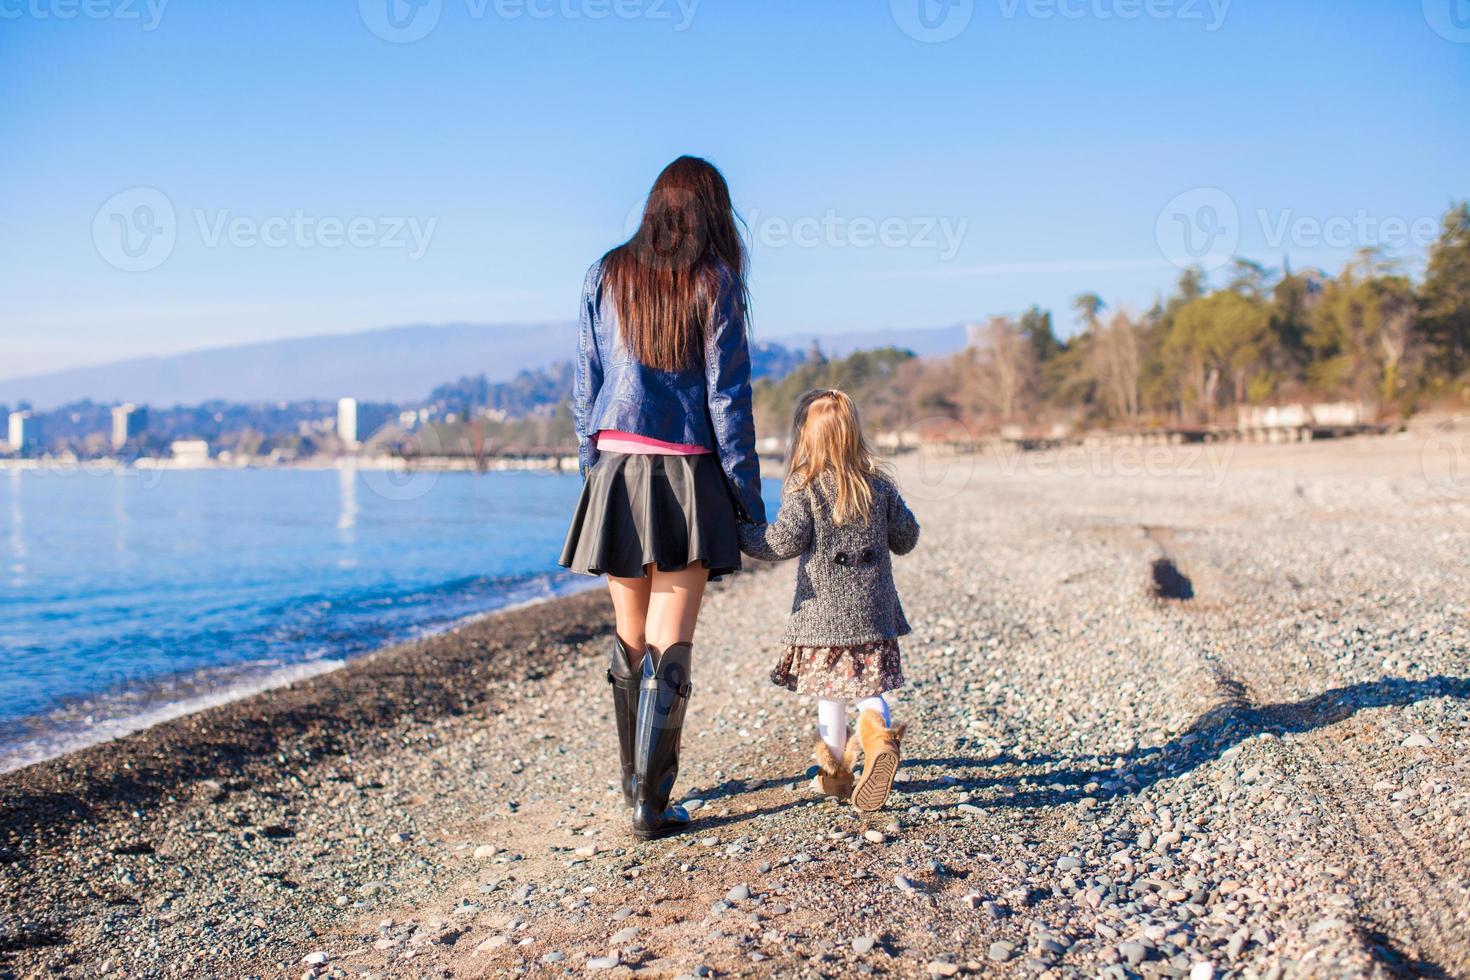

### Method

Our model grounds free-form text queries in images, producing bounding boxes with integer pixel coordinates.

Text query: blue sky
[1,0,1467,378]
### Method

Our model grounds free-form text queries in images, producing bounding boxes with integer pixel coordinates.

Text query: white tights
[816,695,891,760]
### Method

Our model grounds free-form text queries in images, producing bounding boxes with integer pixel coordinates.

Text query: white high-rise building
[7,411,36,454]
[337,397,359,448]
[111,403,147,448]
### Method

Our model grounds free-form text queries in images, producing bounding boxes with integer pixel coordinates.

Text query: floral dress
[770,637,904,701]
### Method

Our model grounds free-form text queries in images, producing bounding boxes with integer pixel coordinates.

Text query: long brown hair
[601,156,749,371]
[786,389,892,525]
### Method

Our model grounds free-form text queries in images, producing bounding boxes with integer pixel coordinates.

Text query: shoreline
[0,583,616,840]
[0,576,603,776]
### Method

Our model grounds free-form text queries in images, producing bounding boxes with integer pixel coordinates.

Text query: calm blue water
[0,465,595,765]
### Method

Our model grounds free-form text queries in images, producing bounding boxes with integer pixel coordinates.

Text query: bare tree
[1089,311,1142,422]
[970,316,1036,421]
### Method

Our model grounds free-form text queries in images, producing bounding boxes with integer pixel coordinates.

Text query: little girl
[738,389,919,812]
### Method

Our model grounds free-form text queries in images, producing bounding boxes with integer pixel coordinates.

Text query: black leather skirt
[558,452,742,580]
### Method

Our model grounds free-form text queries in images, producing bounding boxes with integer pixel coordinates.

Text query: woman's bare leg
[645,565,708,652]
[607,573,652,666]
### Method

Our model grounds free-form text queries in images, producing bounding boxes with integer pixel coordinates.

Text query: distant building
[170,439,211,465]
[7,411,37,455]
[111,403,148,449]
[337,397,359,448]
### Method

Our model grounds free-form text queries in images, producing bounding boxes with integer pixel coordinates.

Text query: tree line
[755,202,1470,436]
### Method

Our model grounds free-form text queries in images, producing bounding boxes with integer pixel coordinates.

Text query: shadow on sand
[899,674,1468,808]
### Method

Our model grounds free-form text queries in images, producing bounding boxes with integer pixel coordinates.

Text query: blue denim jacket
[572,259,765,523]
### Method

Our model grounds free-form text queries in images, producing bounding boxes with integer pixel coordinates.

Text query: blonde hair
[786,389,891,525]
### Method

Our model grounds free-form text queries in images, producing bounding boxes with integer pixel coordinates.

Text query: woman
[559,156,763,840]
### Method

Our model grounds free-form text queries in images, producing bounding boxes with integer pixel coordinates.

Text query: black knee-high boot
[606,637,639,807]
[631,642,693,840]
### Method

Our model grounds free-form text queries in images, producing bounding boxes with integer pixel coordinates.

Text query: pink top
[595,429,711,456]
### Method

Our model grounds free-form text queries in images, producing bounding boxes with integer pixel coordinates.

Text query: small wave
[0,571,600,774]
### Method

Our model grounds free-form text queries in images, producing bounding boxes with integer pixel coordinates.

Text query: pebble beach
[3,433,1468,979]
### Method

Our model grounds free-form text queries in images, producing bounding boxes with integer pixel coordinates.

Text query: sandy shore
[3,434,1468,979]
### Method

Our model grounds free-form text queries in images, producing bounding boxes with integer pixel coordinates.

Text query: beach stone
[475,935,509,953]
[473,844,497,859]
[725,883,751,902]
[301,952,329,966]
[1190,963,1215,980]
[611,906,636,921]
[1057,856,1081,871]
[1119,942,1148,966]
[864,830,886,844]
[853,936,877,954]
[611,927,638,944]
[1402,733,1434,747]
[541,950,565,963]
[927,962,960,977]
[586,955,620,970]
[894,874,921,893]
[988,941,1015,962]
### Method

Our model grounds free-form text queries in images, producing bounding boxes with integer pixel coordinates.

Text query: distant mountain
[774,324,969,360]
[0,322,577,410]
[0,321,962,412]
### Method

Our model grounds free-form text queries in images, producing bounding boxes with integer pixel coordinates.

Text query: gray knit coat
[737,476,920,647]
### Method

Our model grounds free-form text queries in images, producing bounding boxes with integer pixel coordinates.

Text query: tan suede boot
[810,733,859,799]
[852,710,906,813]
